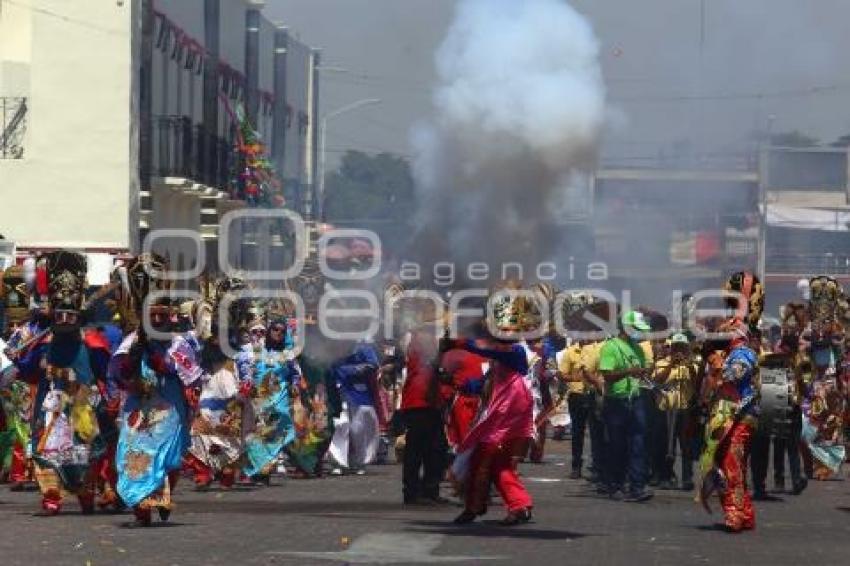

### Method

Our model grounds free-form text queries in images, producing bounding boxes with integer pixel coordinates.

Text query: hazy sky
[266,0,850,164]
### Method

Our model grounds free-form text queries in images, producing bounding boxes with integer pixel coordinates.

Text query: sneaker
[453,510,477,525]
[330,467,345,476]
[623,489,654,503]
[158,507,171,522]
[354,468,367,476]
[607,488,624,501]
[569,469,581,480]
[791,478,808,495]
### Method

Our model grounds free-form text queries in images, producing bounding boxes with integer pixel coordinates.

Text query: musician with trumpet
[650,333,699,492]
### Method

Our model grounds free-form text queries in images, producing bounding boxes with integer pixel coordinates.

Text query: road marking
[268,532,505,564]
[524,477,563,483]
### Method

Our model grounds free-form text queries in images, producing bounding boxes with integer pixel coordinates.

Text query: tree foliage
[323,151,415,222]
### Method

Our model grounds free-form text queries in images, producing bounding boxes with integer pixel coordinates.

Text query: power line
[612,84,844,103]
[4,0,128,37]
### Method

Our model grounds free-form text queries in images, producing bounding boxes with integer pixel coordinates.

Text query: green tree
[770,130,818,147]
[830,133,850,147]
[323,151,415,221]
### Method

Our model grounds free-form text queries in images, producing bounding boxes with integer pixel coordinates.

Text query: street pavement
[1,440,849,566]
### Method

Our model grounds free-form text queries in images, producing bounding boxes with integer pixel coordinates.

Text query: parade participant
[441,345,487,454]
[652,333,699,491]
[235,302,297,484]
[451,321,534,526]
[580,339,607,486]
[183,300,245,491]
[289,326,335,478]
[696,271,763,533]
[110,254,193,527]
[598,310,653,502]
[0,264,44,491]
[10,252,111,515]
[559,340,595,479]
[769,303,807,494]
[798,276,846,480]
[328,339,382,475]
[523,337,557,463]
[401,322,452,505]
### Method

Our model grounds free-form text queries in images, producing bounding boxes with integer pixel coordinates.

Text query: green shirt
[598,337,647,399]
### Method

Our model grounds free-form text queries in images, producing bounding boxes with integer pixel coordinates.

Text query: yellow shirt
[579,341,604,391]
[558,343,586,394]
[653,357,699,411]
[640,341,655,365]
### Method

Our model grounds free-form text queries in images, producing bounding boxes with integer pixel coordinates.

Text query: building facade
[0,0,319,274]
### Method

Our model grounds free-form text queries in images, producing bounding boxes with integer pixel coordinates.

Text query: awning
[765,204,850,232]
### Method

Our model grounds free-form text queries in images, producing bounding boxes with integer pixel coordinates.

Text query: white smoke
[410,0,607,277]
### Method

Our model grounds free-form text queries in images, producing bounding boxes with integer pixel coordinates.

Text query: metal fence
[1,97,27,159]
[153,115,236,190]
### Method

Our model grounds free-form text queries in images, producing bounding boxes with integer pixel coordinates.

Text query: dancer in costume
[288,325,335,478]
[328,339,382,475]
[235,304,297,483]
[182,299,245,490]
[799,276,846,479]
[0,264,44,490]
[696,271,762,532]
[110,254,193,527]
[441,345,487,454]
[451,291,535,526]
[10,252,111,515]
[523,337,557,463]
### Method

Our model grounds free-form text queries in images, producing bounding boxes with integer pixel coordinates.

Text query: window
[0,97,27,159]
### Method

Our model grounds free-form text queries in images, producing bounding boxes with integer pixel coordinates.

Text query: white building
[0,0,319,273]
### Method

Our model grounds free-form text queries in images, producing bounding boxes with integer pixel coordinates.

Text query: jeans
[568,392,603,475]
[602,396,647,494]
[401,408,447,501]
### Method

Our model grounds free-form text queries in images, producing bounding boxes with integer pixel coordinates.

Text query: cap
[670,332,689,345]
[621,310,650,332]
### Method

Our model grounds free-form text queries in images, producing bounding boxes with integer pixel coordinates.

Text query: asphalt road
[1,440,849,566]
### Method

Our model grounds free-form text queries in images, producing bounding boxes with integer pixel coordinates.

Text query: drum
[758,355,796,439]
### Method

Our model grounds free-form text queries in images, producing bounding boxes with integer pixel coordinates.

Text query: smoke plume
[409,0,607,280]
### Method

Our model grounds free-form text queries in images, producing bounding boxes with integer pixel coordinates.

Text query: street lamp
[317,98,381,220]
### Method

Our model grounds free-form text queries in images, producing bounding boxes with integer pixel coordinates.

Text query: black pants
[752,410,804,491]
[642,390,664,482]
[658,409,694,484]
[772,407,803,485]
[568,392,603,474]
[402,408,447,501]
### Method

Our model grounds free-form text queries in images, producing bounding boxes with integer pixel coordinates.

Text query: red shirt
[401,330,439,410]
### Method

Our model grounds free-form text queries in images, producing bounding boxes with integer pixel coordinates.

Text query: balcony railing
[1,97,27,159]
[153,115,235,190]
[767,253,850,275]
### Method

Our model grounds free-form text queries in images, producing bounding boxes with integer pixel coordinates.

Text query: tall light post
[316,98,381,220]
